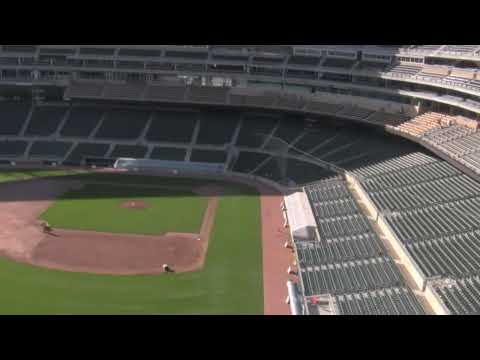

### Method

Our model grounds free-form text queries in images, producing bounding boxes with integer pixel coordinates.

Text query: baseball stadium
[1,45,480,315]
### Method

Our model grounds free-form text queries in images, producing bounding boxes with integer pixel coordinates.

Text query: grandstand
[2,44,480,314]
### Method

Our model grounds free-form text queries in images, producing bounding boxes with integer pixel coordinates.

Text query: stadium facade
[1,44,480,315]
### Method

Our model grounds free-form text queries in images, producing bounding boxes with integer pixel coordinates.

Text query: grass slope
[0,181,263,314]
[40,183,208,235]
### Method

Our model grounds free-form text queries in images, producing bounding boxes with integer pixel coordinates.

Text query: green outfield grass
[0,173,263,314]
[40,183,209,235]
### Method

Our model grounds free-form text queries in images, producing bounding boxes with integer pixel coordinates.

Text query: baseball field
[0,170,264,314]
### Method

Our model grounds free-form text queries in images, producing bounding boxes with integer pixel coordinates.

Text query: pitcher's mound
[119,200,150,210]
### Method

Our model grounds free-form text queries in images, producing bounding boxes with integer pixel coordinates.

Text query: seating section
[284,158,334,185]
[296,234,384,264]
[190,149,227,164]
[276,93,307,110]
[442,45,478,54]
[149,147,186,161]
[351,146,480,313]
[0,140,28,157]
[394,113,480,177]
[269,117,307,144]
[407,232,480,278]
[252,156,335,185]
[335,287,424,315]
[196,112,239,145]
[189,86,229,104]
[230,92,277,108]
[231,152,270,174]
[29,141,72,158]
[435,276,480,314]
[103,82,145,100]
[252,157,283,183]
[355,61,389,73]
[65,143,110,164]
[300,256,402,296]
[298,177,424,314]
[24,106,67,136]
[95,109,150,140]
[322,58,356,69]
[110,145,148,159]
[144,84,187,102]
[385,64,422,77]
[292,128,338,153]
[304,100,343,115]
[0,102,30,135]
[288,56,321,67]
[66,81,105,99]
[236,114,278,147]
[336,106,374,121]
[396,112,444,137]
[146,111,197,143]
[60,107,104,137]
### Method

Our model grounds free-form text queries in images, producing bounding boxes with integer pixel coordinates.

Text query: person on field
[42,221,53,234]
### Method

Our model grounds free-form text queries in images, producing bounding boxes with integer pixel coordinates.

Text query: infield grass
[0,173,263,314]
[40,183,208,235]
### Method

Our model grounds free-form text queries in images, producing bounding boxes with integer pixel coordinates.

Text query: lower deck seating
[95,109,150,140]
[110,145,148,159]
[285,158,334,185]
[252,157,283,183]
[436,276,480,315]
[291,129,337,153]
[296,234,384,264]
[65,143,110,164]
[236,114,279,148]
[0,140,28,157]
[300,256,403,296]
[149,147,186,161]
[146,110,197,143]
[0,102,31,135]
[195,111,239,145]
[190,149,227,164]
[269,117,307,144]
[25,106,67,136]
[335,287,424,315]
[231,151,270,174]
[29,141,72,158]
[60,107,104,137]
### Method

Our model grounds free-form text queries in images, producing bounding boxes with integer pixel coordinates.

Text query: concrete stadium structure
[2,44,480,315]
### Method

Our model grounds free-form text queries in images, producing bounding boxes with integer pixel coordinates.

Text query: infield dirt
[0,178,219,275]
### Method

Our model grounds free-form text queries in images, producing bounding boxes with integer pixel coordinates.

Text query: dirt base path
[258,188,293,315]
[30,229,204,275]
[0,178,82,261]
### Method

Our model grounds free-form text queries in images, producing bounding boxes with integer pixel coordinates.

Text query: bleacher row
[381,62,480,95]
[392,112,480,178]
[368,174,480,211]
[297,177,425,314]
[436,276,480,315]
[300,257,403,296]
[351,148,480,314]
[334,287,424,315]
